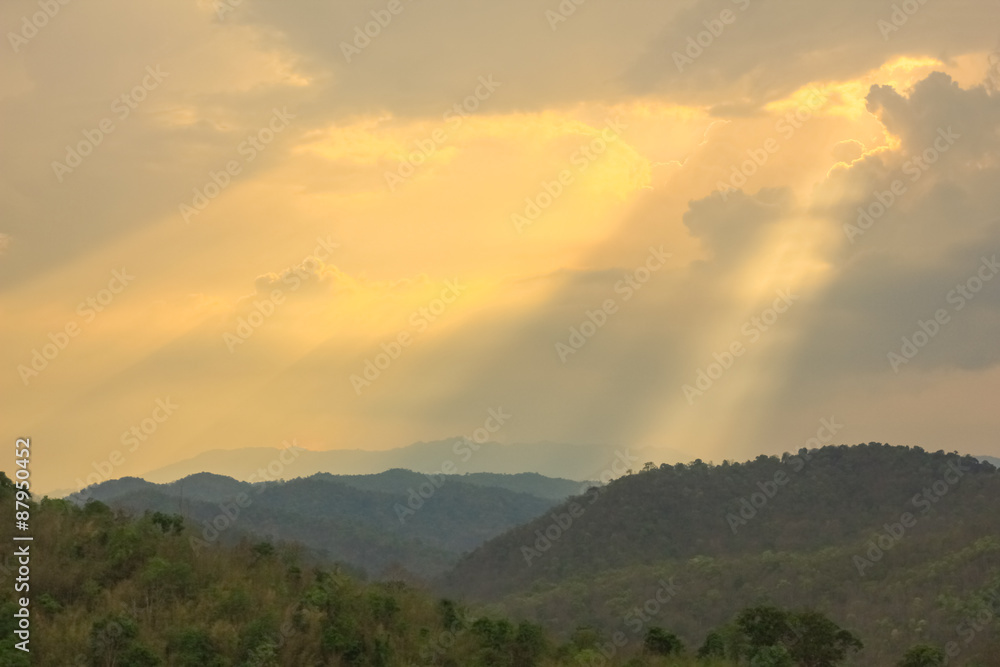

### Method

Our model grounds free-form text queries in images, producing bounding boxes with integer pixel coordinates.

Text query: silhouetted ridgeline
[71,470,581,578]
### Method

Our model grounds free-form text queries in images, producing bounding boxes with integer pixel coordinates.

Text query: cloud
[5,0,1000,493]
[249,258,351,299]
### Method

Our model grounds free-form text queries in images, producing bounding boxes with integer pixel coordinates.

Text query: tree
[738,606,793,650]
[119,643,161,666]
[750,645,794,666]
[643,626,684,655]
[438,598,463,631]
[513,621,547,666]
[167,628,224,667]
[149,511,183,535]
[787,610,863,667]
[735,606,862,667]
[89,614,140,667]
[251,541,276,561]
[897,644,946,667]
[697,631,726,659]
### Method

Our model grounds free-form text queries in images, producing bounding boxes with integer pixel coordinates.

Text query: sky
[2,0,1000,495]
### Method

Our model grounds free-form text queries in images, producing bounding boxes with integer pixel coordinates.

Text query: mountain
[71,469,578,577]
[332,469,591,500]
[978,454,1000,468]
[133,439,665,485]
[444,444,1000,664]
[2,474,874,667]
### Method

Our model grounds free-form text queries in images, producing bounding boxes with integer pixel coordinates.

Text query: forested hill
[71,470,573,578]
[441,444,1000,664]
[1,473,877,666]
[447,444,999,598]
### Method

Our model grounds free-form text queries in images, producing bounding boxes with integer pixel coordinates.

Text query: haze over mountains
[52,442,1000,665]
[130,439,666,486]
[75,468,590,577]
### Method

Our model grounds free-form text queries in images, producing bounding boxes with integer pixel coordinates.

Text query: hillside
[1,473,875,667]
[73,470,568,578]
[445,444,1000,664]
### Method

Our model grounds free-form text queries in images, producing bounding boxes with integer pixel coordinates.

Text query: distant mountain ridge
[70,468,589,577]
[132,439,664,485]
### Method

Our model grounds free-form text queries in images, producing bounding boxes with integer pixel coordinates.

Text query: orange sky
[2,0,1000,493]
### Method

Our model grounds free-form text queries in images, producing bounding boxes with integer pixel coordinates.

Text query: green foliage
[643,626,684,655]
[141,557,194,601]
[787,610,863,667]
[252,541,276,560]
[451,445,1000,665]
[167,628,224,667]
[0,602,32,666]
[149,511,183,535]
[215,587,253,621]
[37,592,62,614]
[239,615,281,662]
[452,444,1000,600]
[749,644,793,666]
[697,631,726,659]
[119,643,161,666]
[897,644,946,667]
[439,598,463,630]
[738,606,792,650]
[0,452,996,666]
[89,613,140,666]
[728,606,863,666]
